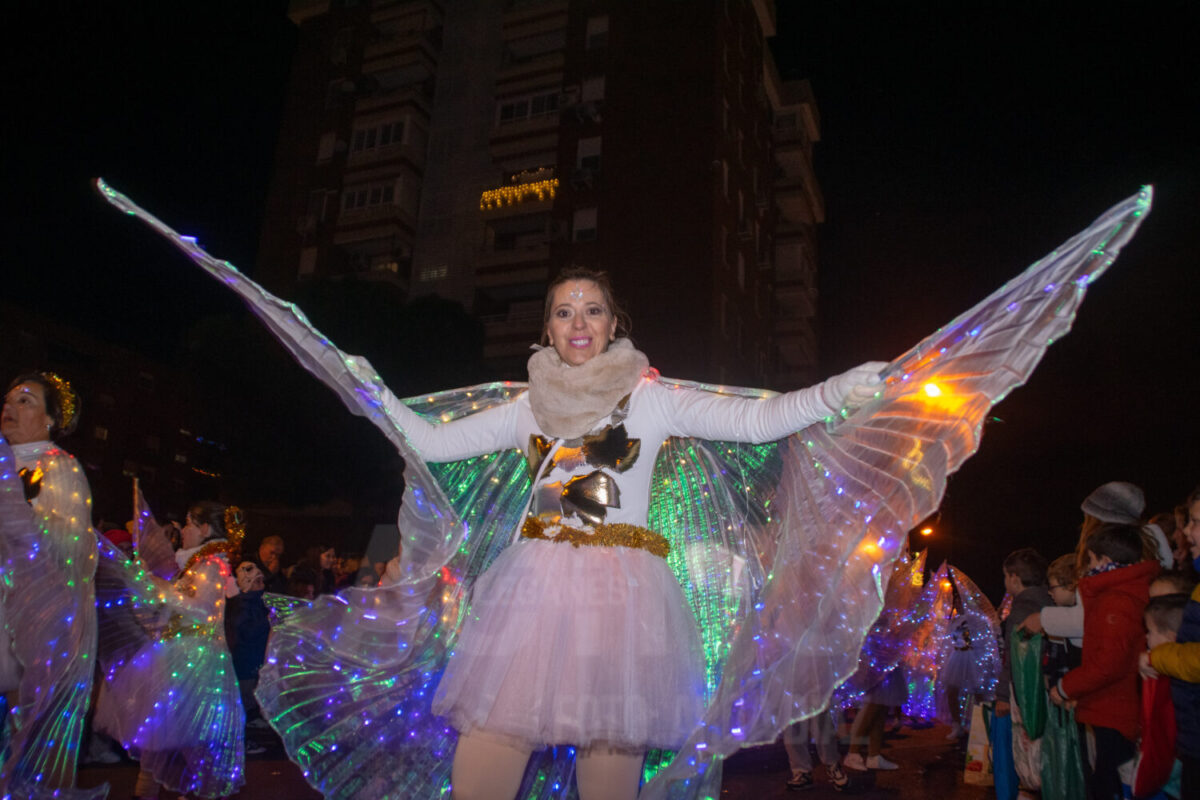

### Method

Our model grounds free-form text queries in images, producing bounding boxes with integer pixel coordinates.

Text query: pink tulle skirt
[432,538,706,750]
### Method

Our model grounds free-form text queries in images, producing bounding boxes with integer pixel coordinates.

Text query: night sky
[5,1,1198,599]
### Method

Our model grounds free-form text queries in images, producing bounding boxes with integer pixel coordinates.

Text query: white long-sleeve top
[1041,594,1084,646]
[383,373,834,528]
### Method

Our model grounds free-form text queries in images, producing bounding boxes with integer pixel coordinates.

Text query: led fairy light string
[479,178,558,210]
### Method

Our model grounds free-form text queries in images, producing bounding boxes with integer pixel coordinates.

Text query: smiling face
[544,280,617,366]
[1,382,54,445]
[1185,498,1200,561]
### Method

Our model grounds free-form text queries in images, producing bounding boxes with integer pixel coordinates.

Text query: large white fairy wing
[641,187,1151,798]
[95,178,479,583]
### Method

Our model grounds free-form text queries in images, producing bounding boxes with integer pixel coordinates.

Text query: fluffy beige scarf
[526,338,649,439]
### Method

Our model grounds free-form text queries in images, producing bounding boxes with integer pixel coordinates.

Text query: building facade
[258,0,822,387]
[1,303,229,526]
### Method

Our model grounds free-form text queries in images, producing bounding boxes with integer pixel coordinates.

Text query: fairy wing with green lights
[639,188,1151,799]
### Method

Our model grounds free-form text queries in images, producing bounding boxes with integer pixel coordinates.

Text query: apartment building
[258,0,822,387]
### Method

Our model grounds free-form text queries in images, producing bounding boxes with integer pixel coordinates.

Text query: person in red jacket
[1049,523,1160,800]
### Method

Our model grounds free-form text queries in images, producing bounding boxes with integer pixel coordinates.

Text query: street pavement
[80,720,991,799]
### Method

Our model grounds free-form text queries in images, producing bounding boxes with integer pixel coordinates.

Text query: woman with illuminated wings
[0,373,107,800]
[95,180,1150,800]
[93,501,246,800]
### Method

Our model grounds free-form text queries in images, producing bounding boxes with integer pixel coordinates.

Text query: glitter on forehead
[568,283,585,301]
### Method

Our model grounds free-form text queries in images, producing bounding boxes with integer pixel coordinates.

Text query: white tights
[451,730,643,800]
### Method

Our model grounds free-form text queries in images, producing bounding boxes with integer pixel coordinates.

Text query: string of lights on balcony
[479,178,559,210]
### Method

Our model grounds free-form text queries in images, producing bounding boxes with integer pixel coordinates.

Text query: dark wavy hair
[540,266,632,346]
[187,500,232,543]
[6,372,79,438]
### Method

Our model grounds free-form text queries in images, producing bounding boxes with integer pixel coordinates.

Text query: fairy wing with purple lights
[638,187,1150,798]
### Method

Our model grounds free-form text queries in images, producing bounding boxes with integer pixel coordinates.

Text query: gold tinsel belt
[520,516,670,559]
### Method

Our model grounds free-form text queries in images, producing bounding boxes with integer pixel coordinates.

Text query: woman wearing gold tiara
[0,372,106,800]
[94,500,246,800]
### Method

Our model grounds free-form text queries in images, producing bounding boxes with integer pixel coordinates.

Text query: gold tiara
[223,505,246,550]
[40,372,78,431]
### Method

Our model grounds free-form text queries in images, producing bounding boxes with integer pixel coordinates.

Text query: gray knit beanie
[1080,481,1145,524]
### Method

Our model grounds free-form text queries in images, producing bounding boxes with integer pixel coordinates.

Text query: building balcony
[774,287,817,320]
[288,0,330,25]
[477,242,551,269]
[502,0,568,32]
[496,51,565,86]
[363,26,442,63]
[475,262,552,289]
[482,303,545,359]
[354,85,432,116]
[751,0,776,37]
[362,40,438,88]
[370,0,442,26]
[775,175,825,226]
[333,205,416,244]
[346,140,427,171]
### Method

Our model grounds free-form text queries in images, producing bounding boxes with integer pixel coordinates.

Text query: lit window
[351,119,405,153]
[94,426,108,442]
[497,92,559,125]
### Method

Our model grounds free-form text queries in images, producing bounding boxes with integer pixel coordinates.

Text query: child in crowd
[1128,594,1189,799]
[1043,554,1082,687]
[1150,570,1196,598]
[1140,486,1200,800]
[998,548,1053,794]
[1051,523,1159,800]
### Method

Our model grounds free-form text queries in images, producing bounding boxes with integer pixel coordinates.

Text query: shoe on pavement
[866,754,899,770]
[842,753,867,771]
[826,763,850,790]
[785,770,814,790]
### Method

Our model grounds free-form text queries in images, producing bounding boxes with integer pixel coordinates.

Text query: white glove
[819,361,888,413]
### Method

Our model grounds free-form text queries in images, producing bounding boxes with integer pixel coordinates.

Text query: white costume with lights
[95,179,1150,800]
[415,341,854,749]
[0,440,104,800]
[94,548,245,798]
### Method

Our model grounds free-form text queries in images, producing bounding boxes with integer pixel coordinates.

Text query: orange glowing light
[920,527,934,536]
[923,383,943,397]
